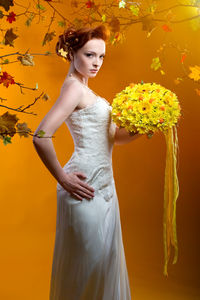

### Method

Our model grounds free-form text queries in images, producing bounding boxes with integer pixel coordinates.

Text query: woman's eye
[86,54,105,59]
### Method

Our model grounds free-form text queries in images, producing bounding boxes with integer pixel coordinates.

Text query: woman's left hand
[146,130,154,138]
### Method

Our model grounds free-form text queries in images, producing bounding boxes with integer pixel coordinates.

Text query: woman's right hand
[60,172,95,201]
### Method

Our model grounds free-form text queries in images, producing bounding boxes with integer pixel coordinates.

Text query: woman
[33,24,142,300]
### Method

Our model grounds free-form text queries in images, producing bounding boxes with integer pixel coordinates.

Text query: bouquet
[111,82,181,276]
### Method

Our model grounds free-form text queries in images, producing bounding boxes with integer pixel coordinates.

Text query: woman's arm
[114,126,142,145]
[114,125,153,145]
[32,81,83,185]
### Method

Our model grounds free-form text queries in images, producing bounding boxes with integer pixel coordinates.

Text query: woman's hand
[60,172,95,201]
[146,130,154,139]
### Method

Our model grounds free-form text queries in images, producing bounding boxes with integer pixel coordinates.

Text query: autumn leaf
[4,28,18,47]
[174,77,183,85]
[85,1,95,8]
[71,0,79,8]
[189,18,200,31]
[162,24,172,32]
[0,111,19,139]
[110,31,123,45]
[0,0,14,12]
[130,5,139,16]
[0,71,15,87]
[42,31,56,46]
[42,93,50,101]
[102,14,106,22]
[119,0,126,9]
[17,53,35,66]
[142,15,156,32]
[151,57,161,71]
[16,122,31,138]
[109,16,120,32]
[6,11,16,23]
[160,69,165,75]
[25,13,34,27]
[181,53,186,63]
[165,9,176,22]
[188,65,200,81]
[146,2,157,14]
[195,88,200,96]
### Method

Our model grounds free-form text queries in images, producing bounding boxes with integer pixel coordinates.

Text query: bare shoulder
[61,77,84,95]
[32,79,84,139]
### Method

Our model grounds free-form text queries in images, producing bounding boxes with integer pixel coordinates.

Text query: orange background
[0,1,200,299]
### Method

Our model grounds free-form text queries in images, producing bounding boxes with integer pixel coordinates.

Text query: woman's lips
[90,69,97,72]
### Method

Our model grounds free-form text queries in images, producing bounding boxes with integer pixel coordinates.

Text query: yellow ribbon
[163,126,179,276]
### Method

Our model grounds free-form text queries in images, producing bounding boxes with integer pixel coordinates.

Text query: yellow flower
[138,102,151,114]
[164,96,173,106]
[111,82,181,134]
[58,48,68,58]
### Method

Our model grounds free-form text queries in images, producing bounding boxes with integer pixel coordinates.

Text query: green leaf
[58,20,66,27]
[36,129,45,138]
[3,135,12,145]
[3,58,9,64]
[44,51,51,55]
[130,5,139,16]
[36,3,45,11]
[25,13,34,27]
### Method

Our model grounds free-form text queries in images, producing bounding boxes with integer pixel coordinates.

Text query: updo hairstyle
[56,24,110,62]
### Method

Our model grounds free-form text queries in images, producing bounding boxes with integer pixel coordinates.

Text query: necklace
[68,73,110,106]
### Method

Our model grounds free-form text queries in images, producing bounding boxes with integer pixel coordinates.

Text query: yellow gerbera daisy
[137,102,151,114]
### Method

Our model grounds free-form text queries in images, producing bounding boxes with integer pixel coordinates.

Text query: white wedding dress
[49,92,131,299]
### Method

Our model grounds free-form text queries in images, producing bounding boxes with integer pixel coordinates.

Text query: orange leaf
[195,88,200,96]
[181,53,186,63]
[162,24,172,32]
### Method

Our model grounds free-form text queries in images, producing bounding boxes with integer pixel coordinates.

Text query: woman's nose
[93,58,100,66]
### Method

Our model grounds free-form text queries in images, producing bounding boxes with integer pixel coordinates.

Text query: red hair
[56,24,110,61]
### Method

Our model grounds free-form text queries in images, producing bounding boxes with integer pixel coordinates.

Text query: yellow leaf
[151,57,161,71]
[130,5,139,16]
[188,65,200,81]
[102,14,106,22]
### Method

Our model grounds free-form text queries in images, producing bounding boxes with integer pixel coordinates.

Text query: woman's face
[72,38,106,78]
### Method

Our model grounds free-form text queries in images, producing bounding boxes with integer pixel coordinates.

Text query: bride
[33,24,143,300]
